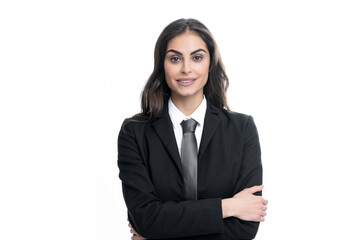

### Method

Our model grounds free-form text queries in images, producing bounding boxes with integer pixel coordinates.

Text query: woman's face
[164,30,210,102]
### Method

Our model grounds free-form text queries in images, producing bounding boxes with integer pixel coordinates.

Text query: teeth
[179,80,193,83]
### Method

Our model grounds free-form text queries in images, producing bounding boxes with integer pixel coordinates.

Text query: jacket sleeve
[223,115,263,240]
[117,120,224,239]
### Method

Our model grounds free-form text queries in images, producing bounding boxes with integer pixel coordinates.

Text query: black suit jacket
[117,103,263,240]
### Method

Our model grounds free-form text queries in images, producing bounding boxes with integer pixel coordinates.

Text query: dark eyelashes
[170,56,180,62]
[193,55,203,61]
[169,55,203,62]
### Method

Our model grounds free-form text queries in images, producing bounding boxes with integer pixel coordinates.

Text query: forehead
[166,30,208,51]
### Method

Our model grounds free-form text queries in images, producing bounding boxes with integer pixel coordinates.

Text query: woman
[118,18,268,240]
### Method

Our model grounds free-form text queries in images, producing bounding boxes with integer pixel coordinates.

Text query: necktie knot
[181,119,197,133]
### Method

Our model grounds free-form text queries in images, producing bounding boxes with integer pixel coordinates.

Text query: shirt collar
[168,96,207,128]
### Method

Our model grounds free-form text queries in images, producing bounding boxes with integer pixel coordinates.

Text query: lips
[176,78,197,86]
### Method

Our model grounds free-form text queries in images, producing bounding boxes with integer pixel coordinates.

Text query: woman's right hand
[222,185,268,222]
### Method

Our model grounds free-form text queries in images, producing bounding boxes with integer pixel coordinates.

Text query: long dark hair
[140,18,229,119]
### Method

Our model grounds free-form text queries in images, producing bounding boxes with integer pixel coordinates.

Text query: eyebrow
[165,48,207,55]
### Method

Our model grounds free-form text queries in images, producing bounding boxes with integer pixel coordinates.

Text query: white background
[1,0,360,239]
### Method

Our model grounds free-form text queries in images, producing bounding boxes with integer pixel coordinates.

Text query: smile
[176,78,197,86]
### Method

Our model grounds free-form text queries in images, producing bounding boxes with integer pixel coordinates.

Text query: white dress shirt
[168,96,207,156]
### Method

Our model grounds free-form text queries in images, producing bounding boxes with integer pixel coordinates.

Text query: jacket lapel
[152,104,183,176]
[151,102,221,174]
[198,104,221,162]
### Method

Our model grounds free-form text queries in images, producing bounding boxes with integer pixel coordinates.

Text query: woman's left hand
[128,221,146,240]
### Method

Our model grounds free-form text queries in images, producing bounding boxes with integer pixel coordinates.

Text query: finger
[128,223,131,228]
[261,211,267,217]
[132,234,139,240]
[131,228,144,239]
[259,216,265,222]
[130,228,135,234]
[132,234,145,240]
[246,185,264,194]
[263,199,268,205]
[131,228,139,235]
[263,205,268,211]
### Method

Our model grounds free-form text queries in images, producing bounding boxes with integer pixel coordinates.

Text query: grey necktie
[180,119,198,200]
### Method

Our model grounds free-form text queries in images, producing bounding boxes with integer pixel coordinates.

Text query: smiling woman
[164,31,210,116]
[117,18,267,240]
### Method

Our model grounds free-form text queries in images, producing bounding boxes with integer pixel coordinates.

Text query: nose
[181,59,191,74]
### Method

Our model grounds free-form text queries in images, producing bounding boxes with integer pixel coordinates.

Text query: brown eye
[170,56,180,62]
[193,55,203,61]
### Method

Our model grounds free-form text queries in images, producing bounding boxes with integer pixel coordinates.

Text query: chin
[173,89,203,99]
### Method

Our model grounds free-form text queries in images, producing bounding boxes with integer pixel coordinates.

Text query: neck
[171,93,204,116]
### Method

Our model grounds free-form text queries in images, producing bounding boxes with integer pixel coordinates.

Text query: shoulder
[119,113,152,137]
[216,108,260,140]
[218,108,255,128]
[123,114,150,125]
[221,108,250,120]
